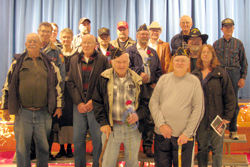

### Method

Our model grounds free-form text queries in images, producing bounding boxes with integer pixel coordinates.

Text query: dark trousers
[142,121,154,148]
[196,117,223,167]
[226,69,240,132]
[142,84,154,149]
[154,133,194,167]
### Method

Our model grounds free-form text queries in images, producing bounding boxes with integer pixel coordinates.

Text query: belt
[23,106,46,111]
[113,120,123,125]
[223,67,239,71]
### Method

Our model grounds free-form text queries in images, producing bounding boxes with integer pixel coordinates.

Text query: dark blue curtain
[1,0,250,98]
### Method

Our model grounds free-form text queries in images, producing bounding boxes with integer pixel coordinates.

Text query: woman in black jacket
[192,44,236,167]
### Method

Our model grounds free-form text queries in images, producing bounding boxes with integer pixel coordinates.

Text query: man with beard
[110,21,136,51]
[72,17,91,52]
[171,15,193,55]
[183,28,208,72]
[126,24,162,157]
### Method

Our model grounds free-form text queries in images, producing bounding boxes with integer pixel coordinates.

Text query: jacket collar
[101,68,143,85]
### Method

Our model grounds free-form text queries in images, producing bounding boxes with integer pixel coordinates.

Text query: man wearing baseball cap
[110,21,136,51]
[213,18,248,140]
[95,27,115,57]
[93,48,149,167]
[72,17,91,52]
[183,28,208,72]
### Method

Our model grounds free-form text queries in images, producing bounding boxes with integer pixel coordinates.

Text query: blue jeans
[196,118,224,167]
[14,107,52,167]
[73,105,102,167]
[227,69,240,132]
[101,123,142,167]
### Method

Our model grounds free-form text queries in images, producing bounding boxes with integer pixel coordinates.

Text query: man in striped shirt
[213,18,248,140]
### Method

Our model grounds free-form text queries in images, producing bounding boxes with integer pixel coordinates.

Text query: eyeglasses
[39,30,52,34]
[27,40,39,44]
[181,22,191,25]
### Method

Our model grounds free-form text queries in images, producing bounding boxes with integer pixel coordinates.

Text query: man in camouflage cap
[213,18,248,140]
[95,27,115,58]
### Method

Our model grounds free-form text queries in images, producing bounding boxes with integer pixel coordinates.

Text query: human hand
[3,110,11,121]
[100,125,111,139]
[126,113,139,124]
[159,124,173,138]
[140,72,149,83]
[238,78,245,88]
[77,102,87,113]
[222,119,230,124]
[85,100,93,112]
[53,108,62,118]
[177,134,189,145]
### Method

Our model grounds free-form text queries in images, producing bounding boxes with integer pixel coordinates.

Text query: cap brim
[183,34,208,44]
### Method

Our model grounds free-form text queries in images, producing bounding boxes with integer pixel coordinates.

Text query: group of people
[1,14,248,167]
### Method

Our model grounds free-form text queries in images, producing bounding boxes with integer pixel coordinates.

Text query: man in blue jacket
[126,23,162,157]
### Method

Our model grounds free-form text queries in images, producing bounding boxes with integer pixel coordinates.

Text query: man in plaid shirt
[213,18,248,140]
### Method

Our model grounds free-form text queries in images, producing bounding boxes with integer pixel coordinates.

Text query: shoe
[144,147,154,157]
[230,132,239,140]
[55,149,67,158]
[66,148,74,158]
[30,153,36,160]
[49,154,56,160]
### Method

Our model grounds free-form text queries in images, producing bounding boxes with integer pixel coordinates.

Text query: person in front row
[93,48,150,167]
[192,44,236,167]
[149,47,204,167]
[1,33,63,167]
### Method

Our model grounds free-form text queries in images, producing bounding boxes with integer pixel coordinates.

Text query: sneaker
[230,132,239,140]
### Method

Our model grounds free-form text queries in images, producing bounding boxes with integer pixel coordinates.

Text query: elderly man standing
[110,21,136,51]
[171,15,193,55]
[95,27,115,57]
[67,34,109,167]
[183,28,208,72]
[93,48,149,167]
[1,33,63,167]
[213,18,248,140]
[149,47,204,167]
[126,24,162,157]
[148,21,172,73]
[72,17,92,52]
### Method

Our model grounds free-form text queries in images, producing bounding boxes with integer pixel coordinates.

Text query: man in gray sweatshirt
[149,47,204,167]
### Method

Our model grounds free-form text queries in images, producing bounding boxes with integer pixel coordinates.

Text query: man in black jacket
[1,33,63,167]
[66,34,109,167]
[93,48,149,167]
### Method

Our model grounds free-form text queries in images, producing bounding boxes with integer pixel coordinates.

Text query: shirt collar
[136,42,148,51]
[24,52,43,61]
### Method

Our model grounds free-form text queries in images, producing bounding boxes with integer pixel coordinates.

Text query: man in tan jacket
[148,22,171,73]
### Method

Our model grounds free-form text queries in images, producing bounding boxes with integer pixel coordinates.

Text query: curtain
[1,0,249,98]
